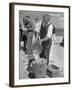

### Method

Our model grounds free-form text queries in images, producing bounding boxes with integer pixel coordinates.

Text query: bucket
[32,58,47,78]
[32,41,43,54]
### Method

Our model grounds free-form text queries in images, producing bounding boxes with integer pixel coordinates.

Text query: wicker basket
[32,58,47,78]
[47,64,60,77]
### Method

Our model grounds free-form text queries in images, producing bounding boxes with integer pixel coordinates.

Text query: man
[33,18,41,42]
[24,16,34,55]
[19,16,34,52]
[39,14,53,65]
[19,17,28,51]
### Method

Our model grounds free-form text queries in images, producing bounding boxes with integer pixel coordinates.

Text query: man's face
[43,15,50,25]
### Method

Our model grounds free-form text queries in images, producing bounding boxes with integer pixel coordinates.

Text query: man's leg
[40,48,46,59]
[27,32,33,55]
[23,35,27,50]
[44,44,52,65]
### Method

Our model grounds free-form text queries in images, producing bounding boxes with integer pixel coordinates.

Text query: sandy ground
[19,36,64,79]
[50,36,64,67]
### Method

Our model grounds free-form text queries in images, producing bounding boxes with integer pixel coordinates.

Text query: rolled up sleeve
[47,24,53,38]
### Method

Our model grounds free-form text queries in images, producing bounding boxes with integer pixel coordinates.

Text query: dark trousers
[20,30,27,50]
[23,35,27,50]
[40,39,52,65]
[27,31,33,55]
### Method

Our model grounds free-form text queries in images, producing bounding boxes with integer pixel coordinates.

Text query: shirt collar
[46,21,51,26]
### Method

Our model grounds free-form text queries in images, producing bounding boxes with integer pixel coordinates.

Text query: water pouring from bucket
[32,41,42,62]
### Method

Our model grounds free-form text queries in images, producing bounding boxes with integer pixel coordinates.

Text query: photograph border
[9,2,70,87]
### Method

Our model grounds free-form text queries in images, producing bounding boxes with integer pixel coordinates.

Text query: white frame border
[14,4,69,86]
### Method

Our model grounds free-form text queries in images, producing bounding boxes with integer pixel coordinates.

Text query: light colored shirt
[32,21,41,43]
[34,21,41,33]
[33,21,53,43]
[46,23,53,38]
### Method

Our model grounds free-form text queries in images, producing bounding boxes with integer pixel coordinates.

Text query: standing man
[33,18,41,42]
[39,14,53,65]
[24,16,34,55]
[20,16,34,54]
[19,16,28,51]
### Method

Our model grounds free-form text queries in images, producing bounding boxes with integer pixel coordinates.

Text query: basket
[47,64,60,77]
[32,58,47,78]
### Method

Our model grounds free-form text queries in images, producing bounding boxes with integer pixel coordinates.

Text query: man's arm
[41,37,49,42]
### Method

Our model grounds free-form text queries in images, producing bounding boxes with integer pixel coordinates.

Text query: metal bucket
[32,41,43,54]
